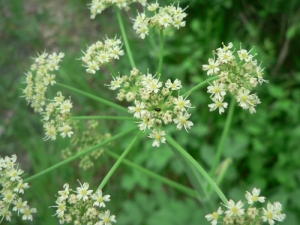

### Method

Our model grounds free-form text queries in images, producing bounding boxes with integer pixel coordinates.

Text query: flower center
[252,195,258,201]
[155,134,161,140]
[232,206,238,214]
[214,87,220,93]
[103,217,110,223]
[267,211,273,219]
[212,212,219,220]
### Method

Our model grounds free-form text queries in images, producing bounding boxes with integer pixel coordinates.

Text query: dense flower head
[22,51,73,141]
[203,42,267,114]
[81,37,124,74]
[133,2,188,39]
[205,187,286,225]
[107,68,193,147]
[52,181,116,225]
[89,0,147,19]
[0,155,37,223]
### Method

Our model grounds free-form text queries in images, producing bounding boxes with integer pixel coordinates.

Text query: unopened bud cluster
[107,68,193,147]
[89,0,147,19]
[203,43,267,114]
[61,121,112,170]
[0,155,37,222]
[133,2,187,39]
[205,188,285,225]
[52,181,116,225]
[81,37,124,74]
[22,52,73,141]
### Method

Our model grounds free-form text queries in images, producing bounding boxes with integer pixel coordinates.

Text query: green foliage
[1,0,300,224]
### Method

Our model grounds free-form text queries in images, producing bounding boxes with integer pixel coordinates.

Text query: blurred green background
[1,0,300,224]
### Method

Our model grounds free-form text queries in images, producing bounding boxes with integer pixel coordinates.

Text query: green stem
[56,82,128,113]
[183,76,218,97]
[216,158,232,186]
[157,29,164,75]
[166,135,228,204]
[105,63,119,78]
[71,116,137,121]
[209,97,235,179]
[98,131,141,190]
[24,127,136,182]
[105,149,198,198]
[116,7,136,69]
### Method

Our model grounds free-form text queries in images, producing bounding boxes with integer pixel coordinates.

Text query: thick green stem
[116,7,136,69]
[56,82,128,113]
[157,29,164,75]
[166,135,228,204]
[105,149,198,198]
[24,127,136,182]
[183,76,218,97]
[71,116,136,121]
[98,131,141,190]
[209,97,235,179]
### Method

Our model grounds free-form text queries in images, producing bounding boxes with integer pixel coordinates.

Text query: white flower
[207,80,226,100]
[147,2,159,11]
[173,96,192,112]
[208,97,228,114]
[59,99,73,114]
[146,78,162,93]
[14,181,29,194]
[137,113,154,131]
[43,122,57,141]
[92,190,111,208]
[59,123,73,138]
[273,202,286,221]
[225,200,245,217]
[237,49,252,62]
[76,182,93,201]
[110,45,124,59]
[51,200,66,217]
[141,72,154,86]
[173,112,193,132]
[245,187,265,204]
[21,206,37,221]
[85,61,99,74]
[97,51,110,63]
[148,129,166,147]
[236,88,251,109]
[128,100,146,118]
[205,207,223,225]
[262,202,277,225]
[165,79,182,90]
[107,76,122,90]
[0,208,12,222]
[98,210,116,225]
[202,58,220,75]
[58,183,70,201]
[158,13,172,28]
[8,168,23,181]
[217,50,234,63]
[12,198,28,215]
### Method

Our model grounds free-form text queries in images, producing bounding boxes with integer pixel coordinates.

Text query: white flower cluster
[81,37,124,74]
[202,43,267,114]
[107,68,193,147]
[0,155,37,222]
[205,187,286,225]
[89,0,147,19]
[22,51,74,141]
[133,2,188,39]
[52,181,116,225]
